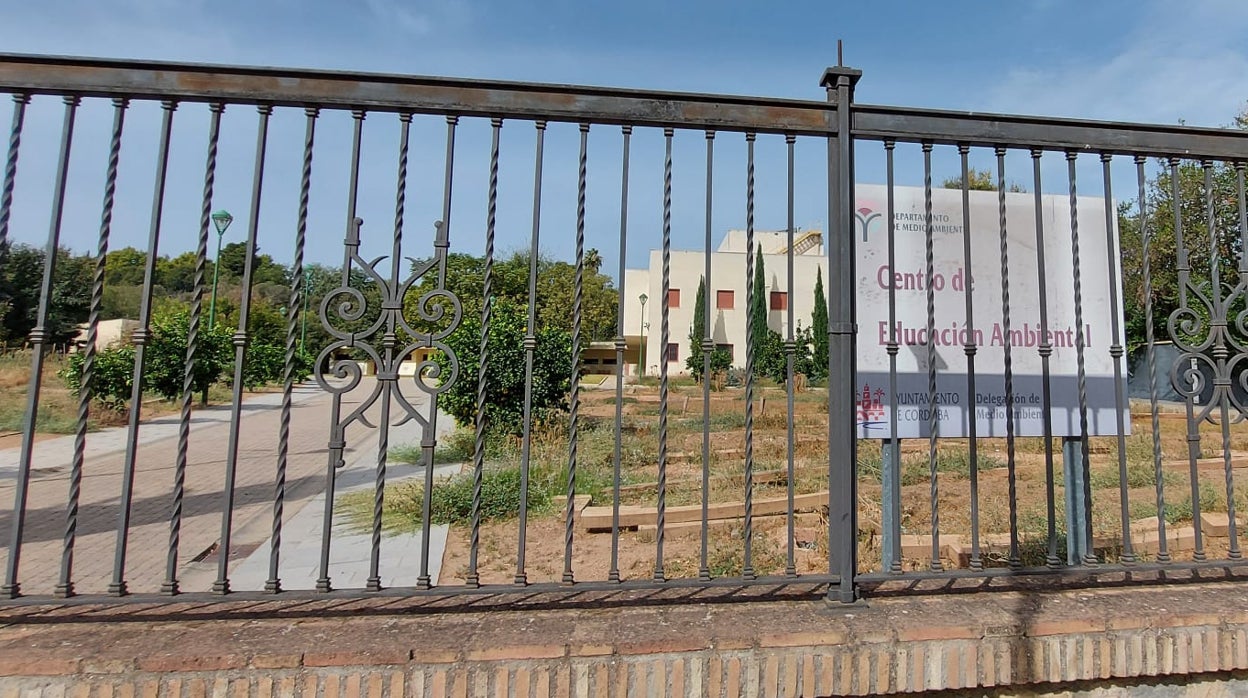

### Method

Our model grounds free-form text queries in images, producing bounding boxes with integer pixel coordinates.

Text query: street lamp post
[638,293,648,377]
[208,209,233,330]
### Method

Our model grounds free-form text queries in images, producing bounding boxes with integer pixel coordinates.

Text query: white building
[623,228,827,376]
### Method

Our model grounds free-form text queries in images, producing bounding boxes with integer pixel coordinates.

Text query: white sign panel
[853,184,1130,439]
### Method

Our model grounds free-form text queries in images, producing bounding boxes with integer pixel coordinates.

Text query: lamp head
[211,209,233,236]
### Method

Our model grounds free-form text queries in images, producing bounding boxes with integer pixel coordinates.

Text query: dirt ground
[429,379,1248,585]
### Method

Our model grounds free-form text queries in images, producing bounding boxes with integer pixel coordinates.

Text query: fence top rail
[3,53,1247,158]
[853,103,1248,160]
[0,53,837,135]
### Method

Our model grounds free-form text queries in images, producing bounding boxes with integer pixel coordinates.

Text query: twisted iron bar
[268,107,316,593]
[997,147,1020,569]
[923,142,941,572]
[213,104,269,595]
[163,102,217,595]
[1196,160,1242,561]
[0,93,29,251]
[742,131,756,581]
[1167,157,1208,562]
[565,123,588,584]
[655,127,673,582]
[1230,162,1248,558]
[59,98,127,598]
[366,111,411,593]
[1138,155,1170,562]
[1066,151,1096,565]
[112,98,170,597]
[170,103,222,595]
[468,118,502,588]
[3,95,79,599]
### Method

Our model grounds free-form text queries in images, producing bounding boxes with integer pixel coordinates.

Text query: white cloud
[0,0,239,62]
[365,0,433,35]
[987,0,1248,126]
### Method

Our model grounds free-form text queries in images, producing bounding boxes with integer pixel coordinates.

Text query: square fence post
[822,64,862,604]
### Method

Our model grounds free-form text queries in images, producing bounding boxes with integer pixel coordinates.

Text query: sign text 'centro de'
[853,184,1129,439]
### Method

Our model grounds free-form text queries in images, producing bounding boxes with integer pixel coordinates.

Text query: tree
[48,249,92,345]
[684,277,732,381]
[749,249,768,361]
[101,285,142,321]
[748,248,787,383]
[218,241,249,279]
[299,263,343,357]
[104,247,148,287]
[687,277,706,373]
[942,168,1025,193]
[157,252,200,294]
[535,253,618,341]
[217,242,289,286]
[809,267,829,380]
[585,248,603,274]
[1112,105,1248,353]
[0,243,48,346]
[435,298,573,435]
[407,250,618,343]
[142,307,234,400]
[1119,158,1243,353]
[0,244,92,349]
[62,306,233,406]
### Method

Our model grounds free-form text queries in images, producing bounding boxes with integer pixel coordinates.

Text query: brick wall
[4,581,1248,696]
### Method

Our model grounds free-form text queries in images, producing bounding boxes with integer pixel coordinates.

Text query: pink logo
[854,206,882,242]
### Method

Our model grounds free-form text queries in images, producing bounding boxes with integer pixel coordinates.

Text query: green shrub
[436,299,573,436]
[236,342,312,389]
[61,343,137,409]
[390,465,550,525]
[145,309,233,399]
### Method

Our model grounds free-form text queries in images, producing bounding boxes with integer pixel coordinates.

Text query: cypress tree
[749,248,768,360]
[686,276,707,378]
[812,266,828,379]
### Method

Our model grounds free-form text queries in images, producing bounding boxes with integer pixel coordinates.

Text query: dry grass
[0,350,271,436]
[349,378,1248,579]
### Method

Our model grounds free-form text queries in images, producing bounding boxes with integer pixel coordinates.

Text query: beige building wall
[624,229,825,376]
[71,318,139,352]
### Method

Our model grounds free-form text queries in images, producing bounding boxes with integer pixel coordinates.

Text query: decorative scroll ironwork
[313,217,464,471]
[1166,161,1248,428]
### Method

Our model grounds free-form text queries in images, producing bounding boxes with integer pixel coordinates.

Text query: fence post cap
[819,66,862,90]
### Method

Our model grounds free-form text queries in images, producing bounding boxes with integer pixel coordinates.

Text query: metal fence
[0,54,1247,605]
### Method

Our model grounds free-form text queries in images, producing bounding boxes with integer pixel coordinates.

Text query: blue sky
[2,0,1247,275]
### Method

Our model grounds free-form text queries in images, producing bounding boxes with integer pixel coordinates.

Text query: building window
[770,291,788,311]
[716,343,734,362]
[668,289,681,308]
[716,290,734,309]
[666,343,679,362]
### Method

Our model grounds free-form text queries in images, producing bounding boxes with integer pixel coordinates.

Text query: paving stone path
[0,378,454,596]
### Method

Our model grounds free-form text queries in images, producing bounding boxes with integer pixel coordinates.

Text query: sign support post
[1063,436,1088,565]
